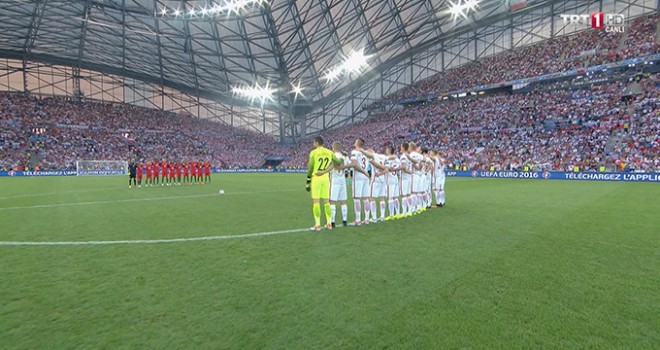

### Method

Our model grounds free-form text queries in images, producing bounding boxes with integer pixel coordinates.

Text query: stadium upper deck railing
[377,53,660,106]
[1,169,658,182]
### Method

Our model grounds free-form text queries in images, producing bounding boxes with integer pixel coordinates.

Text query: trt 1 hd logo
[560,12,625,32]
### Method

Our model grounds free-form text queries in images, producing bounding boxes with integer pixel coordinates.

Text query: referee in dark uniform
[128,160,137,188]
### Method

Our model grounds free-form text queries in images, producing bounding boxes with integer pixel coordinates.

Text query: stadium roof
[0,0,524,111]
[0,0,653,137]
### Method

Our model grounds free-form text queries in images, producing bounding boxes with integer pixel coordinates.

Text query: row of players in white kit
[319,139,446,227]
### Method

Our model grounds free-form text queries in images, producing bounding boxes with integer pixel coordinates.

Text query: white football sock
[341,204,348,222]
[363,199,371,221]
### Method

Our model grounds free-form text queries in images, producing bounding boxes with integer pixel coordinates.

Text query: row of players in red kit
[129,161,212,188]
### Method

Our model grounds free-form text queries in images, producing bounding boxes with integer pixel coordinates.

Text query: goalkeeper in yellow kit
[306,136,342,231]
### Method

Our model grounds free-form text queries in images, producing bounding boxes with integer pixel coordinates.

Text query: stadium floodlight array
[290,81,304,100]
[448,0,480,20]
[324,49,371,83]
[158,0,269,19]
[76,160,128,176]
[231,81,276,105]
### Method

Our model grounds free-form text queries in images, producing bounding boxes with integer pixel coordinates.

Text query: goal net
[76,160,128,176]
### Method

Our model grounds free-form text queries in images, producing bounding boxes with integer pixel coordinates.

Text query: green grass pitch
[0,174,658,349]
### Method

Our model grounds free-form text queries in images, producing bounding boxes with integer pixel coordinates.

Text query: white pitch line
[0,187,120,201]
[0,189,297,212]
[0,177,468,203]
[0,227,313,246]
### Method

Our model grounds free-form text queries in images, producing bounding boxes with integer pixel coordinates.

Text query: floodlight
[448,0,479,20]
[290,81,304,99]
[324,48,371,83]
[159,1,269,20]
[449,1,463,17]
[344,50,370,73]
[465,0,479,10]
[325,68,342,82]
[232,81,276,105]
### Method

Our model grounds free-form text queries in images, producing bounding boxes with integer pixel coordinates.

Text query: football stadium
[1,0,658,348]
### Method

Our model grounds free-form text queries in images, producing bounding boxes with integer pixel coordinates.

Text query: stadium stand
[1,14,657,172]
[607,73,660,172]
[2,74,657,172]
[381,14,658,102]
[0,94,287,170]
[283,74,659,172]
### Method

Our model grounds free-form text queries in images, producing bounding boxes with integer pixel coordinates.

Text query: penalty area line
[0,227,314,247]
[0,189,297,211]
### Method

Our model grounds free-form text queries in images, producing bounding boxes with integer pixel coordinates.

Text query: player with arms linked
[316,142,369,228]
[306,136,342,231]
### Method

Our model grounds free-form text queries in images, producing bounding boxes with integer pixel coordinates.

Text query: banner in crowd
[446,170,660,182]
[1,169,658,181]
[76,170,127,176]
[0,170,78,176]
[213,168,307,173]
[0,169,306,176]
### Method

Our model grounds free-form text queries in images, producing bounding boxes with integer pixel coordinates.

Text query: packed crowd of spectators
[0,94,287,170]
[0,13,657,173]
[285,74,659,172]
[608,74,660,172]
[2,74,657,172]
[381,13,658,102]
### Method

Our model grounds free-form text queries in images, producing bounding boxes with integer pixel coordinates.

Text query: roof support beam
[0,48,286,113]
[352,0,379,56]
[262,6,295,140]
[23,0,48,59]
[283,0,323,99]
[76,0,91,69]
[72,0,91,95]
[208,1,231,95]
[151,0,165,87]
[235,12,262,132]
[180,1,200,95]
[312,0,554,110]
[22,0,48,92]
